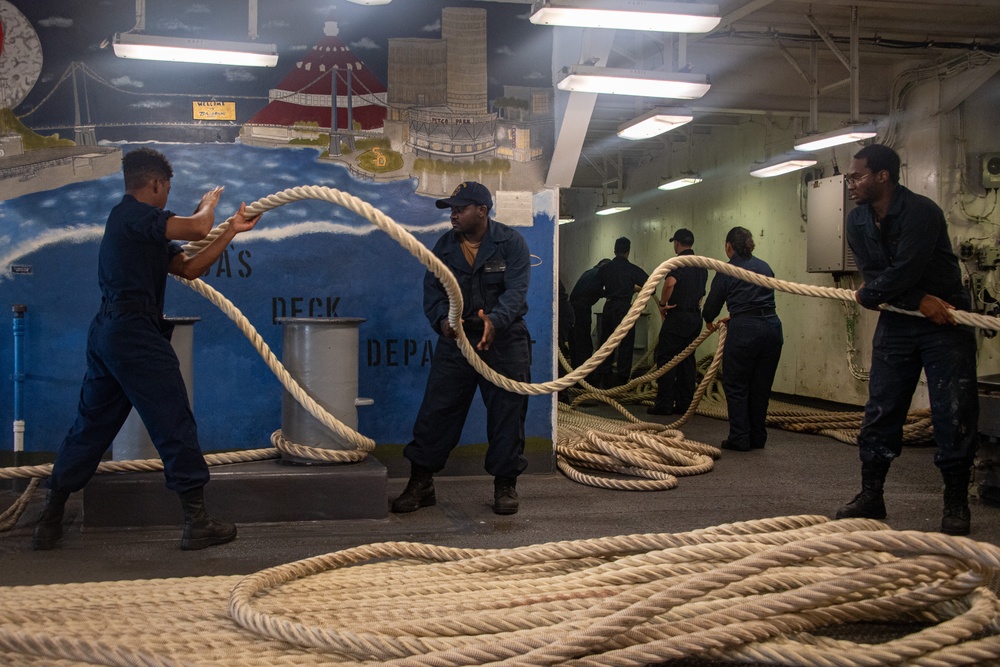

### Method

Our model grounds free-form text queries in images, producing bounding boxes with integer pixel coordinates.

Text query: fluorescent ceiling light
[596,203,631,216]
[112,32,278,67]
[750,152,818,178]
[793,123,878,152]
[557,66,710,99]
[529,1,721,33]
[558,215,576,225]
[618,107,693,140]
[658,175,703,190]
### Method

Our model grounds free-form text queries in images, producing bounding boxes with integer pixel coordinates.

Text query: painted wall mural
[0,0,558,466]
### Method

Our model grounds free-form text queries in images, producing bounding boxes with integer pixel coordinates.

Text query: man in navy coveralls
[392,181,531,516]
[835,143,979,536]
[33,147,262,551]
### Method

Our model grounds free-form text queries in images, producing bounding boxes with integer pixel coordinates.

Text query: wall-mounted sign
[10,265,32,275]
[192,101,236,121]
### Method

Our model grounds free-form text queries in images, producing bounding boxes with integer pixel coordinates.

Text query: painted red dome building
[242,18,387,145]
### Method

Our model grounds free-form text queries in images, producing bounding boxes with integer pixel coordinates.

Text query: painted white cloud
[186,3,211,13]
[524,71,546,80]
[288,45,309,52]
[496,46,514,56]
[111,76,145,89]
[38,17,73,28]
[263,20,290,29]
[421,20,441,32]
[224,69,256,83]
[0,226,104,283]
[157,19,204,32]
[237,219,452,243]
[131,100,172,109]
[350,37,379,51]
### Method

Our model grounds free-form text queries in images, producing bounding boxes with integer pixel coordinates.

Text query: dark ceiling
[525,0,1000,190]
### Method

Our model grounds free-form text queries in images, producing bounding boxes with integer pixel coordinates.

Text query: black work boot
[941,466,972,536]
[391,465,435,513]
[493,476,519,515]
[179,487,237,550]
[836,460,890,520]
[32,489,70,550]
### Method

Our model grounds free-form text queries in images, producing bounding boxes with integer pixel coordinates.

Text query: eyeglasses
[845,172,873,186]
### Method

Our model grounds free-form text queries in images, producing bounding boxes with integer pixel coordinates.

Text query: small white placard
[495,191,534,227]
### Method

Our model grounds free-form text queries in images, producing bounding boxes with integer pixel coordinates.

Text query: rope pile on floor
[2,515,999,666]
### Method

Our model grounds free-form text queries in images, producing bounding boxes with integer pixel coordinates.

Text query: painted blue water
[0,143,555,455]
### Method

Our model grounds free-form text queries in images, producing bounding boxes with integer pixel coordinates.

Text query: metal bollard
[277,317,373,464]
[112,317,200,461]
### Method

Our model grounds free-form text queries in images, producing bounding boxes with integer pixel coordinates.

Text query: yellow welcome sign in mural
[192,101,236,121]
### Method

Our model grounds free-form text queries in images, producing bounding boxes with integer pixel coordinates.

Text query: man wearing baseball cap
[648,228,707,416]
[393,181,532,516]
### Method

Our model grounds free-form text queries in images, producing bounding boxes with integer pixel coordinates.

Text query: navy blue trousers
[598,299,635,385]
[654,312,702,412]
[722,314,783,449]
[48,311,210,494]
[569,302,595,369]
[858,315,978,471]
[404,321,531,478]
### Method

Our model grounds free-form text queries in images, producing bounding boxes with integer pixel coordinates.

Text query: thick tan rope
[219,515,1000,667]
[553,326,727,490]
[2,186,993,501]
[183,186,1000,406]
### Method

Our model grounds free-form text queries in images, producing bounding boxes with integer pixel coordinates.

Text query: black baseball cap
[669,228,695,245]
[435,181,493,211]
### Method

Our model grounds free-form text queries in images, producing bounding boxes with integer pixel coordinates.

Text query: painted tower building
[386,7,497,160]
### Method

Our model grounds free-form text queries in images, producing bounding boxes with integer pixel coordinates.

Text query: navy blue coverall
[703,254,783,450]
[597,256,649,385]
[846,185,978,472]
[404,219,531,479]
[569,265,604,368]
[48,195,210,495]
[653,249,708,413]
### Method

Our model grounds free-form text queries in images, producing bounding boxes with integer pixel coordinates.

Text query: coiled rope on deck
[2,516,998,666]
[221,515,1000,667]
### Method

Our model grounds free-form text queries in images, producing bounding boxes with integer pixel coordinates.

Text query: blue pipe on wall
[11,304,26,461]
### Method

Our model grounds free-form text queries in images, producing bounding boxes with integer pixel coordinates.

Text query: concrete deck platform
[83,456,387,528]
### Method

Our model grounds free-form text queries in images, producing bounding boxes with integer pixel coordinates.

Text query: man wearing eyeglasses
[836,143,978,536]
[393,181,531,516]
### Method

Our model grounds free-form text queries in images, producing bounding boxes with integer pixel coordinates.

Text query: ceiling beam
[546,27,616,189]
[936,60,1000,115]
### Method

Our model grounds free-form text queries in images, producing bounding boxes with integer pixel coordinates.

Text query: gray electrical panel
[806,174,858,273]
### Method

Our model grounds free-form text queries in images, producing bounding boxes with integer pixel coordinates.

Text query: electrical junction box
[806,174,858,273]
[983,153,1000,190]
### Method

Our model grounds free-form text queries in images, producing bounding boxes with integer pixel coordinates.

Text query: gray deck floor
[2,406,997,586]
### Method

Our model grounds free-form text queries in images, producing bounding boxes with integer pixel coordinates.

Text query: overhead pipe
[11,305,26,469]
[850,5,860,122]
